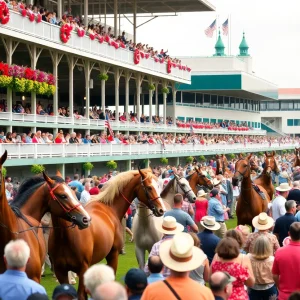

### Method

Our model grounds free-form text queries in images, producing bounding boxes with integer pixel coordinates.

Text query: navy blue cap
[124,268,147,292]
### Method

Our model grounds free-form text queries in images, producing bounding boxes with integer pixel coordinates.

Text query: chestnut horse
[49,168,165,300]
[186,166,214,194]
[252,151,279,200]
[294,148,300,167]
[216,155,225,175]
[233,154,270,230]
[0,166,91,282]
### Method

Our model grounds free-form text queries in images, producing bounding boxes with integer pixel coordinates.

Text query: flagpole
[229,14,232,55]
[216,14,219,41]
[227,15,229,55]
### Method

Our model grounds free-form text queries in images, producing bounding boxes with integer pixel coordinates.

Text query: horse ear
[138,167,146,179]
[56,170,63,178]
[239,153,243,159]
[272,151,276,156]
[0,150,7,166]
[247,153,253,160]
[43,172,55,187]
[265,151,268,156]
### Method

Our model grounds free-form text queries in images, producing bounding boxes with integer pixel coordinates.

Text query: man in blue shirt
[198,216,221,264]
[273,200,297,246]
[68,174,84,193]
[208,188,229,238]
[0,239,46,300]
[147,256,164,284]
[164,194,198,233]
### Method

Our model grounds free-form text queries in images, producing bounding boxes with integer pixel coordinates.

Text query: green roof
[239,32,249,49]
[215,30,225,49]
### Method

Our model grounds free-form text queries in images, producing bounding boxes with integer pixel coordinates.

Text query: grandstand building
[0,0,293,179]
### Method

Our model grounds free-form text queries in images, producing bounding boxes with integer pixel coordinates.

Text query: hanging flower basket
[21,9,27,17]
[98,73,109,81]
[106,160,117,170]
[167,60,172,74]
[60,24,73,43]
[161,87,169,94]
[98,35,104,43]
[36,14,42,23]
[83,162,94,171]
[89,33,95,40]
[134,49,140,65]
[28,12,35,22]
[199,155,206,162]
[31,164,45,174]
[76,27,85,37]
[0,1,10,25]
[160,158,168,165]
[148,84,155,91]
[2,167,7,178]
[0,75,13,88]
[186,156,194,164]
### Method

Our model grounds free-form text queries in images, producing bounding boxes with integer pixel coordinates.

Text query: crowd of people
[2,152,300,299]
[5,1,184,65]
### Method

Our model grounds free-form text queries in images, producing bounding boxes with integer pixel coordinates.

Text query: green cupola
[239,32,249,56]
[213,30,226,56]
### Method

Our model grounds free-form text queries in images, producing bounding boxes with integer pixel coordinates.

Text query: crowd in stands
[5,0,183,65]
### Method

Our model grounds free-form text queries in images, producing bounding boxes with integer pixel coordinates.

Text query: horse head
[173,174,196,203]
[233,153,252,183]
[215,155,224,174]
[249,157,259,171]
[194,166,214,190]
[42,172,91,229]
[264,151,280,175]
[137,168,165,217]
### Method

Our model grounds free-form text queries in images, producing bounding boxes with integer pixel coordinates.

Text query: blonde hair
[252,235,272,260]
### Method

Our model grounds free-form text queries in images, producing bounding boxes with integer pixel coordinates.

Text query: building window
[267,102,280,110]
[203,94,210,106]
[211,95,217,107]
[196,93,203,105]
[230,97,235,108]
[217,95,224,107]
[195,117,202,122]
[294,101,300,110]
[203,118,209,123]
[281,101,294,110]
[210,118,216,123]
[294,119,300,126]
[287,119,294,126]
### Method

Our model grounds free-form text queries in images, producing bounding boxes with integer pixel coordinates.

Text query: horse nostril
[193,197,196,200]
[82,217,90,225]
[159,209,164,215]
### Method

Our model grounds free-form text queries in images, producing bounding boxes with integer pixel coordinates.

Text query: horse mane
[160,177,175,198]
[12,175,64,208]
[89,170,156,205]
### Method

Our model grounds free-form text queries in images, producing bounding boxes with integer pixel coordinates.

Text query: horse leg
[106,248,120,274]
[135,246,145,269]
[77,265,89,300]
[55,268,69,285]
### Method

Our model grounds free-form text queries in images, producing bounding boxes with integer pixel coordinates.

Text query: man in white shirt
[80,181,91,205]
[272,183,291,221]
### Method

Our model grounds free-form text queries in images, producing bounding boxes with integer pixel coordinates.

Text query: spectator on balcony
[91,135,99,144]
[99,133,107,144]
[32,131,45,144]
[83,135,92,144]
[37,104,47,115]
[140,114,146,123]
[43,133,53,144]
[55,130,66,144]
[76,133,83,144]
[74,110,83,119]
[69,132,79,144]
[4,132,13,144]
[120,112,127,122]
[11,131,18,143]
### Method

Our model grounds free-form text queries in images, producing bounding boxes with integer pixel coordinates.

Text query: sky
[116,0,300,88]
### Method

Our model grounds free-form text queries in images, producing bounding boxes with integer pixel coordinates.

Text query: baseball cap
[124,268,147,292]
[210,188,219,197]
[52,284,77,300]
[27,294,49,300]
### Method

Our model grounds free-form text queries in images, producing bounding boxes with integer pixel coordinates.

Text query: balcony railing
[1,11,190,82]
[0,143,294,160]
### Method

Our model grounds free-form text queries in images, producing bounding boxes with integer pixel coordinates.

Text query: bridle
[234,158,250,178]
[46,182,82,220]
[197,172,213,189]
[174,176,193,198]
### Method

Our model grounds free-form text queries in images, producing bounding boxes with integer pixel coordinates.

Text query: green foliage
[148,84,155,91]
[2,167,6,178]
[98,73,109,81]
[228,153,235,159]
[106,160,117,170]
[282,149,287,154]
[83,162,94,171]
[257,151,264,157]
[160,157,168,165]
[161,87,169,94]
[30,164,45,174]
[186,156,194,163]
[199,155,206,162]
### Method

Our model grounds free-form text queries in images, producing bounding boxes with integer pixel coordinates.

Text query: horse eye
[147,187,152,190]
[60,194,67,199]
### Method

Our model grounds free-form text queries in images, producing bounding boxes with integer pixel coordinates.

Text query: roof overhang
[177,72,278,101]
[73,0,215,15]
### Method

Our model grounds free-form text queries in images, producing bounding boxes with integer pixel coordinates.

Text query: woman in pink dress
[194,189,208,231]
[211,238,255,300]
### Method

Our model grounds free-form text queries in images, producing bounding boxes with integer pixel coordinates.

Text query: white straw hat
[155,216,184,235]
[212,178,221,186]
[200,216,221,231]
[197,189,207,197]
[159,232,207,272]
[280,171,289,179]
[276,182,291,192]
[252,212,274,230]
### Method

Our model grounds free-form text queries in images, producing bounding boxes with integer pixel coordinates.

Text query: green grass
[41,219,237,297]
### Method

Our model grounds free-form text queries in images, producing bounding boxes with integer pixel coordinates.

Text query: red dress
[194,199,208,223]
[211,259,249,300]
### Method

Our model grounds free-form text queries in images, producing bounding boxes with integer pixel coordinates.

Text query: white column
[155,82,159,116]
[172,84,177,123]
[67,56,75,121]
[84,61,90,118]
[136,74,142,122]
[141,94,144,115]
[57,0,62,19]
[148,78,153,123]
[163,92,167,125]
[100,65,107,111]
[57,164,65,178]
[114,0,118,36]
[114,68,120,122]
[125,72,131,119]
[84,0,88,27]
[133,0,137,43]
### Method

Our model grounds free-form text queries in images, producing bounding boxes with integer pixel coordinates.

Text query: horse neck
[20,183,49,223]
[188,173,197,194]
[240,172,253,193]
[161,182,175,207]
[112,174,140,221]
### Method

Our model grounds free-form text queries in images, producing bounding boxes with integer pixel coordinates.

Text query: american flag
[204,19,216,38]
[105,120,114,141]
[222,19,229,36]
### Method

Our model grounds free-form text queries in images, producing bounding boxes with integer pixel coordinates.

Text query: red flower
[154,57,159,63]
[0,1,10,25]
[47,74,55,85]
[167,60,172,74]
[36,14,42,23]
[120,42,126,49]
[0,62,9,76]
[160,58,164,64]
[60,24,73,43]
[98,35,104,43]
[19,4,25,9]
[134,49,140,65]
[89,33,95,40]
[182,66,187,71]
[24,67,34,80]
[140,52,145,59]
[77,28,85,37]
[28,13,35,22]
[145,53,150,59]
[21,9,27,17]
[105,35,110,43]
[187,67,191,72]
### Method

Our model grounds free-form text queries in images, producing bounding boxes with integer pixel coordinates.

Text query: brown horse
[233,154,270,230]
[49,168,165,300]
[252,151,279,200]
[186,166,214,194]
[294,148,300,167]
[0,168,91,282]
[216,155,225,175]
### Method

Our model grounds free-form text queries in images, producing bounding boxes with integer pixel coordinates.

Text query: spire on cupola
[239,32,249,56]
[213,30,226,56]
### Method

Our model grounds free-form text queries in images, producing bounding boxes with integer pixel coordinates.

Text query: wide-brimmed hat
[280,171,289,179]
[197,189,207,197]
[155,216,184,235]
[212,178,221,186]
[200,216,220,231]
[252,212,274,230]
[276,182,291,192]
[159,232,207,272]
